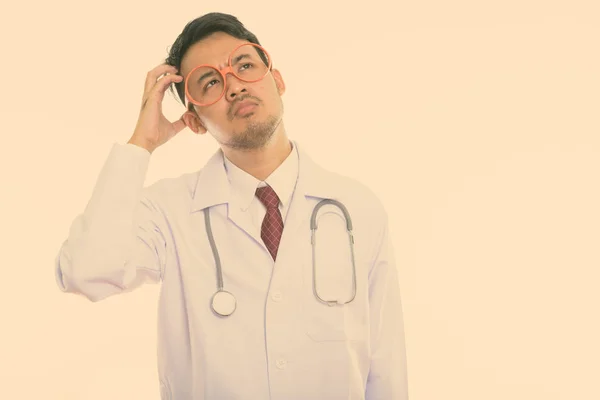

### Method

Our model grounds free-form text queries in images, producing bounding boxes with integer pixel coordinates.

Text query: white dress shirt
[222,141,298,235]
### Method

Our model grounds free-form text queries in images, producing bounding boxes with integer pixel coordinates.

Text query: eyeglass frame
[184,42,273,108]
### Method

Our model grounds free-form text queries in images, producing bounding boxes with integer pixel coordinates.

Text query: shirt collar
[223,142,299,211]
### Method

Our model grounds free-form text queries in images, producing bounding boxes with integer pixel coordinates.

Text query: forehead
[180,32,250,76]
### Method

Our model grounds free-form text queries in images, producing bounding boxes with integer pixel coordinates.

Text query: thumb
[171,115,187,134]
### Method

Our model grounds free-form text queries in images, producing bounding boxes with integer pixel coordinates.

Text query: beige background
[1,0,599,398]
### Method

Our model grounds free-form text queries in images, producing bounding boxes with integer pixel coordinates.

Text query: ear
[182,106,207,135]
[271,68,286,96]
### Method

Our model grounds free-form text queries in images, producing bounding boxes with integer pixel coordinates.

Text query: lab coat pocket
[305,304,361,342]
[304,208,361,342]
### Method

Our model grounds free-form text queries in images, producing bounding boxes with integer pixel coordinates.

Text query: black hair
[164,12,262,110]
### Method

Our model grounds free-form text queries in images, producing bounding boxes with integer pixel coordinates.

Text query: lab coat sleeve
[55,142,170,302]
[365,209,409,400]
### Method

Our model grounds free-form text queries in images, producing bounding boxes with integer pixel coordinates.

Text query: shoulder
[141,170,201,208]
[297,143,385,215]
[317,165,388,224]
[311,162,392,267]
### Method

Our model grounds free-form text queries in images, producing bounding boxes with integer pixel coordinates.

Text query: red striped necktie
[255,185,284,261]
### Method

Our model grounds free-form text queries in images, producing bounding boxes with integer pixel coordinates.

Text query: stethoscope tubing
[204,198,357,316]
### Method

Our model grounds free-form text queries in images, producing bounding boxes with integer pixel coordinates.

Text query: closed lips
[234,101,257,115]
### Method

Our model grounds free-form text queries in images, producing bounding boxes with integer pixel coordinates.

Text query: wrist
[127,136,155,153]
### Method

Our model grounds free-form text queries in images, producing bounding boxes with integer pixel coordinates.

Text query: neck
[221,126,292,182]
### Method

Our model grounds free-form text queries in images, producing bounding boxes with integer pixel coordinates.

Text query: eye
[204,79,220,91]
[239,63,252,71]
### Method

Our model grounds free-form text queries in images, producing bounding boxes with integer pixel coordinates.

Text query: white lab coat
[55,140,409,399]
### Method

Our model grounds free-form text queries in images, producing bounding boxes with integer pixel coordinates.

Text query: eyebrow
[195,53,255,85]
[197,69,217,85]
[231,53,251,65]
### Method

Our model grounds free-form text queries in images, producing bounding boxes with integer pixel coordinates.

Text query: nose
[224,72,248,101]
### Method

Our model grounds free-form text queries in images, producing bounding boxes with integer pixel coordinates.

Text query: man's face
[180,32,286,150]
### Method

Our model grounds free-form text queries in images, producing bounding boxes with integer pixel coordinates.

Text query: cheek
[256,83,281,107]
[203,102,230,122]
[253,80,275,97]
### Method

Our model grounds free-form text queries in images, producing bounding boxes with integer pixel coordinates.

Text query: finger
[146,74,184,105]
[141,65,178,109]
[170,116,187,135]
[144,64,179,97]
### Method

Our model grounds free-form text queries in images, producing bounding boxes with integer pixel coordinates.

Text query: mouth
[234,101,258,117]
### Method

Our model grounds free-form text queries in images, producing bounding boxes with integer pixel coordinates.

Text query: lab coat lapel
[228,201,263,246]
[189,148,264,248]
[280,142,338,244]
[188,142,339,255]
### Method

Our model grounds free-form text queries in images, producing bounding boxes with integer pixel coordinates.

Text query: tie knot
[255,185,280,209]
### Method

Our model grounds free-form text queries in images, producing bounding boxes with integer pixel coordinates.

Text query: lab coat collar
[189,139,338,214]
[222,142,298,212]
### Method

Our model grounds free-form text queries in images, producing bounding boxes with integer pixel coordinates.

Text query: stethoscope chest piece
[211,290,237,317]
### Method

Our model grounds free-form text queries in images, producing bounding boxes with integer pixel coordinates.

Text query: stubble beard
[223,112,282,151]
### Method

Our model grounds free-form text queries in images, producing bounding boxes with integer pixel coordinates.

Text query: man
[55,12,409,399]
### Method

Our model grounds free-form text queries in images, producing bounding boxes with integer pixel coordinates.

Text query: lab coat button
[272,291,283,302]
[276,358,287,369]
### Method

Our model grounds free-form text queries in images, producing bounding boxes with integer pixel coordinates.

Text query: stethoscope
[204,199,357,317]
